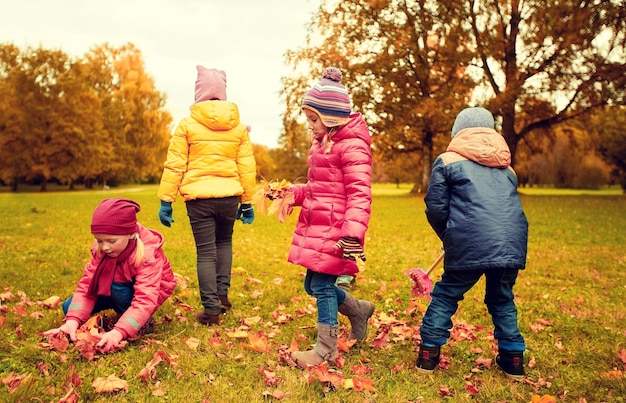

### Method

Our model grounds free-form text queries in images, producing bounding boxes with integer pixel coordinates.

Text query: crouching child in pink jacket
[44,198,176,352]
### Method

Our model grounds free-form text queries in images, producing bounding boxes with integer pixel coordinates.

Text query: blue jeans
[62,282,134,315]
[420,268,525,352]
[186,196,238,314]
[303,270,347,326]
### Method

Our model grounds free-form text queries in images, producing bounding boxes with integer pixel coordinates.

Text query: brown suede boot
[196,311,220,326]
[338,293,375,342]
[219,295,232,314]
[291,323,338,368]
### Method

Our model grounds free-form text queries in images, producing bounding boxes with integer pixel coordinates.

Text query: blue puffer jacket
[424,127,528,271]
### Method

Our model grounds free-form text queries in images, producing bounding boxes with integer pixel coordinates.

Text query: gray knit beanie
[451,107,495,137]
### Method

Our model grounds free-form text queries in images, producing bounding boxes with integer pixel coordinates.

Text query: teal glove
[237,204,254,224]
[158,200,174,227]
[335,236,366,262]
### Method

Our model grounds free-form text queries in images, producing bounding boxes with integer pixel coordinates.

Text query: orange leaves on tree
[91,374,128,394]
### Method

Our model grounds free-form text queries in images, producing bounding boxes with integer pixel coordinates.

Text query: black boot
[415,344,440,373]
[496,350,525,380]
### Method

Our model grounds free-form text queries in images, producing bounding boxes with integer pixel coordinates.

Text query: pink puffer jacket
[288,113,372,276]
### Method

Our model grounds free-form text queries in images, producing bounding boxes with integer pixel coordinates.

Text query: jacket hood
[330,113,371,147]
[446,127,511,168]
[137,224,164,261]
[190,100,241,131]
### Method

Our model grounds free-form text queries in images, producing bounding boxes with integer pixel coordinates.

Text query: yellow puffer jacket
[158,100,257,203]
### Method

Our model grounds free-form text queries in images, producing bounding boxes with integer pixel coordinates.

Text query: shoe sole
[495,355,524,380]
[415,366,436,374]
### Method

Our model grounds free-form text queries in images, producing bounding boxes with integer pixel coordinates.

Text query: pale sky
[0,0,320,148]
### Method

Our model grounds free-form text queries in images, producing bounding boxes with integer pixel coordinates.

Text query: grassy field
[0,185,625,402]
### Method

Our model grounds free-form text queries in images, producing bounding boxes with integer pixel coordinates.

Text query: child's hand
[43,319,79,342]
[335,237,366,262]
[93,329,124,352]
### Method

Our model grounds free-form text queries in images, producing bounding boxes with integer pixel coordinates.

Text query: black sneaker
[416,345,440,373]
[496,351,525,380]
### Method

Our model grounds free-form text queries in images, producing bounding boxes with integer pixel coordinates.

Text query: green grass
[0,185,625,402]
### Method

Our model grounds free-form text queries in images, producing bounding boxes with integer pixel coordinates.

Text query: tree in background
[0,44,29,191]
[283,0,473,193]
[593,105,626,189]
[517,121,612,189]
[281,0,626,192]
[457,0,626,164]
[269,105,310,183]
[252,143,278,182]
[0,42,171,191]
[83,43,171,185]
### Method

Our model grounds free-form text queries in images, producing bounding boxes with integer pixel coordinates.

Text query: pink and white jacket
[65,224,176,338]
[288,113,372,276]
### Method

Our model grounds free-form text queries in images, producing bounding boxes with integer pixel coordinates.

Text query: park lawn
[0,185,624,402]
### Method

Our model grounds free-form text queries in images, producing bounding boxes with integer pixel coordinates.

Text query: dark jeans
[303,270,347,326]
[186,196,238,315]
[419,268,525,352]
[62,282,134,315]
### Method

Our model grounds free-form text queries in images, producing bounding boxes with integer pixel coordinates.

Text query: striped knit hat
[302,67,351,127]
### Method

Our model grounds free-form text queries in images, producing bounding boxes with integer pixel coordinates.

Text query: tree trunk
[411,130,435,194]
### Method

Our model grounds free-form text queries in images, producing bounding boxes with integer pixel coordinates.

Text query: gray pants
[186,196,238,314]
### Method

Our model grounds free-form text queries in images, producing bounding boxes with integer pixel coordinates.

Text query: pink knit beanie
[194,65,227,103]
[91,198,140,235]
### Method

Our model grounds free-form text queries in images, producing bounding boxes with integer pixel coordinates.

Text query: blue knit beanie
[451,107,495,137]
